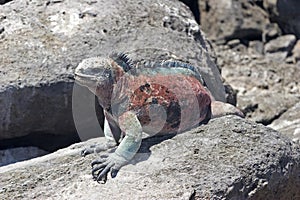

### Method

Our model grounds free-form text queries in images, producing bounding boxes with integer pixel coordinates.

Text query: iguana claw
[81,148,94,157]
[91,153,126,183]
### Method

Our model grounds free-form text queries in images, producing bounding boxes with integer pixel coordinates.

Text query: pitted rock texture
[198,0,300,43]
[264,34,297,61]
[0,116,299,199]
[269,102,300,143]
[199,0,270,42]
[0,0,223,143]
[196,0,300,142]
[0,0,11,5]
[217,44,300,129]
[264,0,300,38]
[290,40,300,63]
[0,147,48,167]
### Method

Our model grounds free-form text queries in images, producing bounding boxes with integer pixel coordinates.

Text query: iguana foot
[91,153,128,183]
[81,141,117,156]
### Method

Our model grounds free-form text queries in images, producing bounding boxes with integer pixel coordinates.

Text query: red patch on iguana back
[114,73,211,134]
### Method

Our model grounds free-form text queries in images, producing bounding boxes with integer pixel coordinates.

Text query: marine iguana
[74,52,243,183]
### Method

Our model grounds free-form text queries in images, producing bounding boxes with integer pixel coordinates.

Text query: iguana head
[75,53,133,108]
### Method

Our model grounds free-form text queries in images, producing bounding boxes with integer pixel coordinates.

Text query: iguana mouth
[74,73,98,88]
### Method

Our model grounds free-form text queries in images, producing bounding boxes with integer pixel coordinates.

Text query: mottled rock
[269,102,300,143]
[0,26,4,34]
[199,0,269,42]
[263,0,277,16]
[178,0,200,23]
[238,90,298,125]
[0,116,299,199]
[248,40,264,55]
[264,34,296,61]
[0,0,12,5]
[0,83,77,140]
[262,23,282,43]
[0,147,48,167]
[226,39,247,54]
[224,83,237,106]
[218,45,300,125]
[0,0,223,144]
[264,0,300,38]
[227,39,241,48]
[264,35,296,52]
[291,40,300,63]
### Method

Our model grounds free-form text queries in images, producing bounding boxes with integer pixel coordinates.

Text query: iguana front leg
[81,116,118,156]
[91,111,142,183]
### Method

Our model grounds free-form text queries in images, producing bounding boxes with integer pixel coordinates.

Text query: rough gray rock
[0,0,223,143]
[178,0,200,23]
[264,34,297,61]
[264,0,300,38]
[238,90,298,125]
[262,23,282,43]
[199,0,270,42]
[290,40,300,63]
[269,102,300,143]
[0,83,77,140]
[0,147,48,167]
[0,116,299,199]
[217,45,300,126]
[202,0,300,141]
[0,0,11,5]
[248,40,264,55]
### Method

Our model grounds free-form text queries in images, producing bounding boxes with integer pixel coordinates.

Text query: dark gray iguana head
[74,53,132,108]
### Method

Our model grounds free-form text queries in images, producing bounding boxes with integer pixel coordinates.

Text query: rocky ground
[217,43,300,142]
[0,0,300,199]
[0,116,299,199]
[197,0,300,143]
[0,0,221,161]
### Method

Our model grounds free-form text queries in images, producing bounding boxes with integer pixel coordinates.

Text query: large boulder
[218,45,300,127]
[0,116,299,199]
[264,34,297,61]
[0,0,223,147]
[0,147,48,167]
[199,0,270,42]
[264,0,300,38]
[269,102,300,143]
